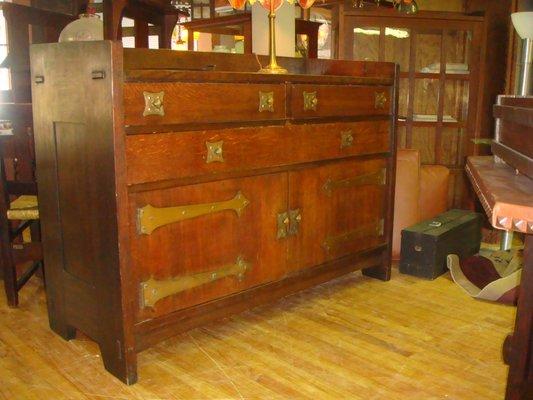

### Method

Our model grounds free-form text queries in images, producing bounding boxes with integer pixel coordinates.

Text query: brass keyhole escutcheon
[375,92,387,110]
[288,209,302,236]
[340,130,354,149]
[259,91,274,112]
[303,91,318,111]
[143,91,165,116]
[206,140,224,163]
[277,212,290,239]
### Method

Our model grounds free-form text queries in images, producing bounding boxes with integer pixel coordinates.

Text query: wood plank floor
[0,268,515,400]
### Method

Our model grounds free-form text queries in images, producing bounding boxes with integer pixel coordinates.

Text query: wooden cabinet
[337,7,490,207]
[30,42,397,384]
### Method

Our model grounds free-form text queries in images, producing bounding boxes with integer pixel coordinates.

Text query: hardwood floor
[0,267,515,400]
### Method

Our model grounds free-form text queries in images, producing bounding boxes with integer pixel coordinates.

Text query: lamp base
[258,64,288,74]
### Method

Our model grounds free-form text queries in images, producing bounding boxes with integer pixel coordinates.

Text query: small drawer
[124,82,286,127]
[290,84,392,119]
[125,120,391,186]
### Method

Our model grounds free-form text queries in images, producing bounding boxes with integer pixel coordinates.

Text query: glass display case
[340,9,485,207]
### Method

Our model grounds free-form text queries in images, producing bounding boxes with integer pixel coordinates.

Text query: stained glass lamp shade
[227,0,316,74]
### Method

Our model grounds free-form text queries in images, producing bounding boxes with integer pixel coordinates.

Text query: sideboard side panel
[30,41,137,384]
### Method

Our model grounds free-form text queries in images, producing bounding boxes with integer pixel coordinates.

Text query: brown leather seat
[392,149,450,260]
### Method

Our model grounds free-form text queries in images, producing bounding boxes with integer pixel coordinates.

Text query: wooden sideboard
[30,42,398,384]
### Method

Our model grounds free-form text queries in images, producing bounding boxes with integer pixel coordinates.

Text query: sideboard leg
[49,319,77,341]
[99,338,138,385]
[362,250,391,281]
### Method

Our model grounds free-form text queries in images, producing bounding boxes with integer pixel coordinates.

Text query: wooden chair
[0,134,42,307]
[102,0,186,48]
[0,3,73,306]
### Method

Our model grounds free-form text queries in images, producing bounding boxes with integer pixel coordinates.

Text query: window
[0,8,9,90]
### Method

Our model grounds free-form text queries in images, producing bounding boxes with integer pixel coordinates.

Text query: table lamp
[511,12,533,95]
[228,0,316,74]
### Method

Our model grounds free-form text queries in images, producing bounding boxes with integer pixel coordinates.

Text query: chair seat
[7,195,39,220]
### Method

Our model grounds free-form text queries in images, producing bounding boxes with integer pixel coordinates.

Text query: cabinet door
[129,173,288,321]
[288,158,388,272]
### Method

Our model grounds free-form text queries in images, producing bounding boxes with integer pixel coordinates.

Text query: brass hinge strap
[137,191,250,235]
[140,255,251,308]
[323,219,385,253]
[323,169,387,197]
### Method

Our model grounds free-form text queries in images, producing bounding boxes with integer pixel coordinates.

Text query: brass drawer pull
[137,191,250,235]
[143,91,165,116]
[323,219,384,253]
[140,255,251,308]
[340,130,354,149]
[206,140,224,163]
[259,91,274,112]
[303,91,318,111]
[323,169,387,196]
[375,92,387,109]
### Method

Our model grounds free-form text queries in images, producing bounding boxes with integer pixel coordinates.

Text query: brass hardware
[323,219,385,253]
[340,130,354,149]
[257,4,288,74]
[375,92,387,109]
[91,70,105,80]
[34,75,45,84]
[323,169,387,196]
[143,91,165,116]
[259,91,274,112]
[140,255,251,308]
[206,140,224,163]
[303,91,318,111]
[277,211,290,239]
[137,191,250,235]
[277,209,301,238]
[288,209,302,236]
[471,138,493,145]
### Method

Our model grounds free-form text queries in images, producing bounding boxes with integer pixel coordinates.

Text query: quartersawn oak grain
[31,42,398,384]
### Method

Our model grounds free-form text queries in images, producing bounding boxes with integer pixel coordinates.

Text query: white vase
[59,13,104,42]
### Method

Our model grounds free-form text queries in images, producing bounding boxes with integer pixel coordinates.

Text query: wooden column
[504,234,533,399]
[103,0,127,41]
[134,20,149,48]
[159,13,179,49]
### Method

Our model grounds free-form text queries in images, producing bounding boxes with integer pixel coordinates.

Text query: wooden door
[287,158,389,272]
[129,173,288,321]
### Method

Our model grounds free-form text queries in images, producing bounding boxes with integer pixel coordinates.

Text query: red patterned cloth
[447,248,523,305]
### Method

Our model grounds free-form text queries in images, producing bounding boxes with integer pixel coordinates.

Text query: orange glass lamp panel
[297,0,315,9]
[228,0,247,9]
[259,0,284,11]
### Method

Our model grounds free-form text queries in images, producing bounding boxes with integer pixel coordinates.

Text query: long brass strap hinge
[137,191,250,235]
[323,219,385,253]
[323,169,387,197]
[140,255,252,308]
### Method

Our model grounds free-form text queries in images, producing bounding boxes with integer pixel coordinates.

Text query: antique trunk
[30,42,398,384]
[399,209,482,280]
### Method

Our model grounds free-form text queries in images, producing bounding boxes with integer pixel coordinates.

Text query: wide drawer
[290,84,392,119]
[123,82,286,127]
[125,120,391,185]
